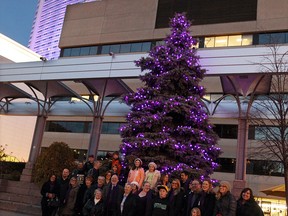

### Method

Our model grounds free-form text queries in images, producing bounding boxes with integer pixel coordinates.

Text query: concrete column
[233,117,249,196]
[87,116,103,159]
[21,115,47,182]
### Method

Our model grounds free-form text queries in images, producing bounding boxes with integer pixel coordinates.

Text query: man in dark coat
[83,155,95,177]
[102,174,124,216]
[121,183,137,216]
[184,179,202,216]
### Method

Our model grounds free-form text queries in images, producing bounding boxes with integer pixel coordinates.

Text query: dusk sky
[0,0,38,46]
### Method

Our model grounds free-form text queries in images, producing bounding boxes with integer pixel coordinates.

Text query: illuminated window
[228,35,242,46]
[215,36,228,47]
[241,35,253,45]
[204,37,215,47]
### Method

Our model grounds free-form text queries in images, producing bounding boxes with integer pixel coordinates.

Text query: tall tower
[28,0,95,60]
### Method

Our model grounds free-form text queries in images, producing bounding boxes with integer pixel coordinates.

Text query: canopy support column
[21,115,47,182]
[233,117,248,196]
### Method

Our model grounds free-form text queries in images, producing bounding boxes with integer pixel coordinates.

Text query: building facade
[28,0,95,60]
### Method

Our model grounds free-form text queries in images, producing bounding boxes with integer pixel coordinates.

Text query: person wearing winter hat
[130,181,140,194]
[214,181,236,216]
[144,162,161,190]
[127,158,145,188]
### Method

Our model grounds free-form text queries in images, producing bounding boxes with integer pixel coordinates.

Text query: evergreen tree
[33,142,76,184]
[120,13,221,177]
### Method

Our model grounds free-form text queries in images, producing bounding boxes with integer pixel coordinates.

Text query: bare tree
[249,44,288,212]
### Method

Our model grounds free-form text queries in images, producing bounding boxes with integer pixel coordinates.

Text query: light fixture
[40,56,47,62]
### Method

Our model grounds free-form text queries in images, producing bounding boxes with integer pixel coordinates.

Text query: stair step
[0,192,41,205]
[0,185,41,196]
[0,199,41,216]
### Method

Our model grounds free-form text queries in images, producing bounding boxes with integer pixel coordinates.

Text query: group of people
[41,152,264,216]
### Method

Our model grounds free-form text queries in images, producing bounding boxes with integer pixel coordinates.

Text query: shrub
[32,142,76,184]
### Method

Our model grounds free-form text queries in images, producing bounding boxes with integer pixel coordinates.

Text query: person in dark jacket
[168,178,185,216]
[87,161,102,184]
[136,181,154,216]
[82,188,104,216]
[198,179,216,216]
[236,188,264,216]
[214,181,236,216]
[83,155,95,177]
[120,183,137,216]
[75,176,96,215]
[41,174,60,216]
[184,179,202,216]
[102,174,124,216]
[57,168,71,207]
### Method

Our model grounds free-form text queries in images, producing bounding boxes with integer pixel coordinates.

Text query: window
[131,43,142,52]
[62,48,71,56]
[120,44,131,53]
[213,124,238,139]
[215,158,284,176]
[45,121,124,134]
[89,46,98,55]
[204,37,215,48]
[228,35,242,46]
[101,122,123,134]
[241,35,253,45]
[70,48,80,56]
[110,44,120,53]
[80,47,90,56]
[142,42,152,52]
[215,36,228,47]
[45,121,89,133]
[101,45,110,54]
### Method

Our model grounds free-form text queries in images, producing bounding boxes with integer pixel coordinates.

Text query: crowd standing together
[41,152,264,216]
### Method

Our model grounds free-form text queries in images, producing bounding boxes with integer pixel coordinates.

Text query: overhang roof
[1,45,287,116]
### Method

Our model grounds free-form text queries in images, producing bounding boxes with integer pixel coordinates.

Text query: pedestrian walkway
[0,209,31,216]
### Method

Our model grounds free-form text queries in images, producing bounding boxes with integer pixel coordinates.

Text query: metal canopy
[25,80,82,99]
[0,83,32,101]
[81,78,133,98]
[220,74,272,97]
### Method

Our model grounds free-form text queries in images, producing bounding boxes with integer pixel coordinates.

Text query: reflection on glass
[228,35,241,46]
[215,36,228,47]
[204,37,215,47]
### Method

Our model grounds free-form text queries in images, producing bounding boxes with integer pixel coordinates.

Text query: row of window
[45,121,124,134]
[60,32,288,57]
[45,121,284,141]
[216,158,284,176]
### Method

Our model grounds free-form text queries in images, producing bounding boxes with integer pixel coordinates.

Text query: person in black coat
[214,181,236,216]
[184,179,202,216]
[83,155,95,177]
[168,179,185,216]
[87,161,102,183]
[75,176,96,215]
[40,174,60,216]
[136,181,154,216]
[236,188,264,216]
[82,188,104,216]
[102,174,124,216]
[120,183,137,216]
[198,179,216,216]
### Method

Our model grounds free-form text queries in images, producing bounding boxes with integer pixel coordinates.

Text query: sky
[0,0,38,47]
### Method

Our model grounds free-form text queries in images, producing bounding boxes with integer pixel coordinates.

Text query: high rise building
[28,0,95,60]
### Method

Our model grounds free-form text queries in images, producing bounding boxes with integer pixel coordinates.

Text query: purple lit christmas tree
[120,13,221,177]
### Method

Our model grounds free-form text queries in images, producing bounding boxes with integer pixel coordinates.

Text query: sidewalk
[0,210,32,216]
